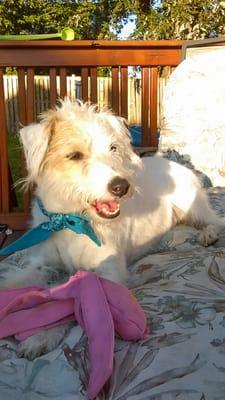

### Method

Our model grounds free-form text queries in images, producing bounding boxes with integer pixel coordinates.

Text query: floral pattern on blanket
[0,188,225,400]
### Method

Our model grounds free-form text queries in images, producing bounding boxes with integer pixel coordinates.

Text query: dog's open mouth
[91,200,120,219]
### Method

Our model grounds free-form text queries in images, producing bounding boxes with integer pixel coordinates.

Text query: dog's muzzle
[90,177,130,219]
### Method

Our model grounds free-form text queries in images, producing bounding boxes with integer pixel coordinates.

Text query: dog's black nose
[108,177,130,198]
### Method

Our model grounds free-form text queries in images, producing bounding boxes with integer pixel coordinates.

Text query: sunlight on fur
[1,98,224,359]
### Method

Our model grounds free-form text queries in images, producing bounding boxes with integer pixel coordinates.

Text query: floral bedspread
[0,188,225,400]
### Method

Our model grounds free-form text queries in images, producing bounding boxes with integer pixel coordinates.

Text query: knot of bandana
[0,198,101,256]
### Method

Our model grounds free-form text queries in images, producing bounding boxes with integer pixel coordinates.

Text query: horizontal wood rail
[0,40,185,229]
[0,40,184,67]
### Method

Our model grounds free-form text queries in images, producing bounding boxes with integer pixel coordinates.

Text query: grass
[8,133,23,211]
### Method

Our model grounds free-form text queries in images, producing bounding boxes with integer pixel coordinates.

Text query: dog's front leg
[94,254,127,283]
[0,258,73,359]
[16,257,127,359]
[0,261,73,360]
[0,255,64,289]
[0,239,65,289]
[17,323,73,360]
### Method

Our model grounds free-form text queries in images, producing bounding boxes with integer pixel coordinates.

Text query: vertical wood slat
[150,67,158,147]
[26,68,36,209]
[0,69,9,212]
[81,68,89,102]
[18,68,27,126]
[112,67,120,115]
[120,67,128,119]
[90,68,97,104]
[141,67,150,146]
[18,68,30,212]
[49,68,57,107]
[27,68,35,124]
[59,67,67,98]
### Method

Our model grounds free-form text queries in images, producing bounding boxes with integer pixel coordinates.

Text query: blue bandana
[0,198,101,256]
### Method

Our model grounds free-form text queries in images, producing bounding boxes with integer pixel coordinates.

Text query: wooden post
[150,67,158,147]
[0,68,10,213]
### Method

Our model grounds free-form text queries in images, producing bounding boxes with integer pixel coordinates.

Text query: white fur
[2,99,224,359]
[159,50,225,186]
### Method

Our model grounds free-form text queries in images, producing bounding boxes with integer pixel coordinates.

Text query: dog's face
[20,100,141,223]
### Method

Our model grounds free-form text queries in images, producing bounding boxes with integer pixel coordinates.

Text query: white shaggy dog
[1,99,224,358]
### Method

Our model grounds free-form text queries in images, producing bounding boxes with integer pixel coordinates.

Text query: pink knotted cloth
[0,271,148,399]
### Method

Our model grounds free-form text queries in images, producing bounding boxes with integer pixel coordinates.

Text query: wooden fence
[4,72,173,133]
[0,40,184,229]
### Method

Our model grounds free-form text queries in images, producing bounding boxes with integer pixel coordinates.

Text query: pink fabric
[0,271,148,400]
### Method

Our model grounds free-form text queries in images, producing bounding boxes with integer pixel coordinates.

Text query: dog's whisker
[135,185,142,196]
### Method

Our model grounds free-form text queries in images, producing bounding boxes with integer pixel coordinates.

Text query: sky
[118,15,136,39]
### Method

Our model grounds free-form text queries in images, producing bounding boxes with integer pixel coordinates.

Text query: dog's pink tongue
[95,201,118,212]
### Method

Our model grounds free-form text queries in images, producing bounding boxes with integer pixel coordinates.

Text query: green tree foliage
[0,0,69,35]
[0,0,129,38]
[131,0,225,39]
[0,0,224,40]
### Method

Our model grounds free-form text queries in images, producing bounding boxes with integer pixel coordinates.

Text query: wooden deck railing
[0,40,184,229]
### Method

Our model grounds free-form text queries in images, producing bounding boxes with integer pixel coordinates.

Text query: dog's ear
[118,116,129,130]
[19,116,56,182]
[105,113,142,168]
[116,117,142,168]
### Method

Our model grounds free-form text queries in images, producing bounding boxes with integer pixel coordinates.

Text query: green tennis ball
[61,28,75,41]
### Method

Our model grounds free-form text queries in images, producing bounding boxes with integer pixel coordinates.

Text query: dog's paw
[17,334,51,360]
[17,323,72,360]
[198,224,220,247]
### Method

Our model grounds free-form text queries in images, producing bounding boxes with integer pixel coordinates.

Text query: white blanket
[0,187,225,400]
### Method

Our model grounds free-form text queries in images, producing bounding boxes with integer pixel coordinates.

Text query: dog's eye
[110,144,118,153]
[67,152,84,161]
